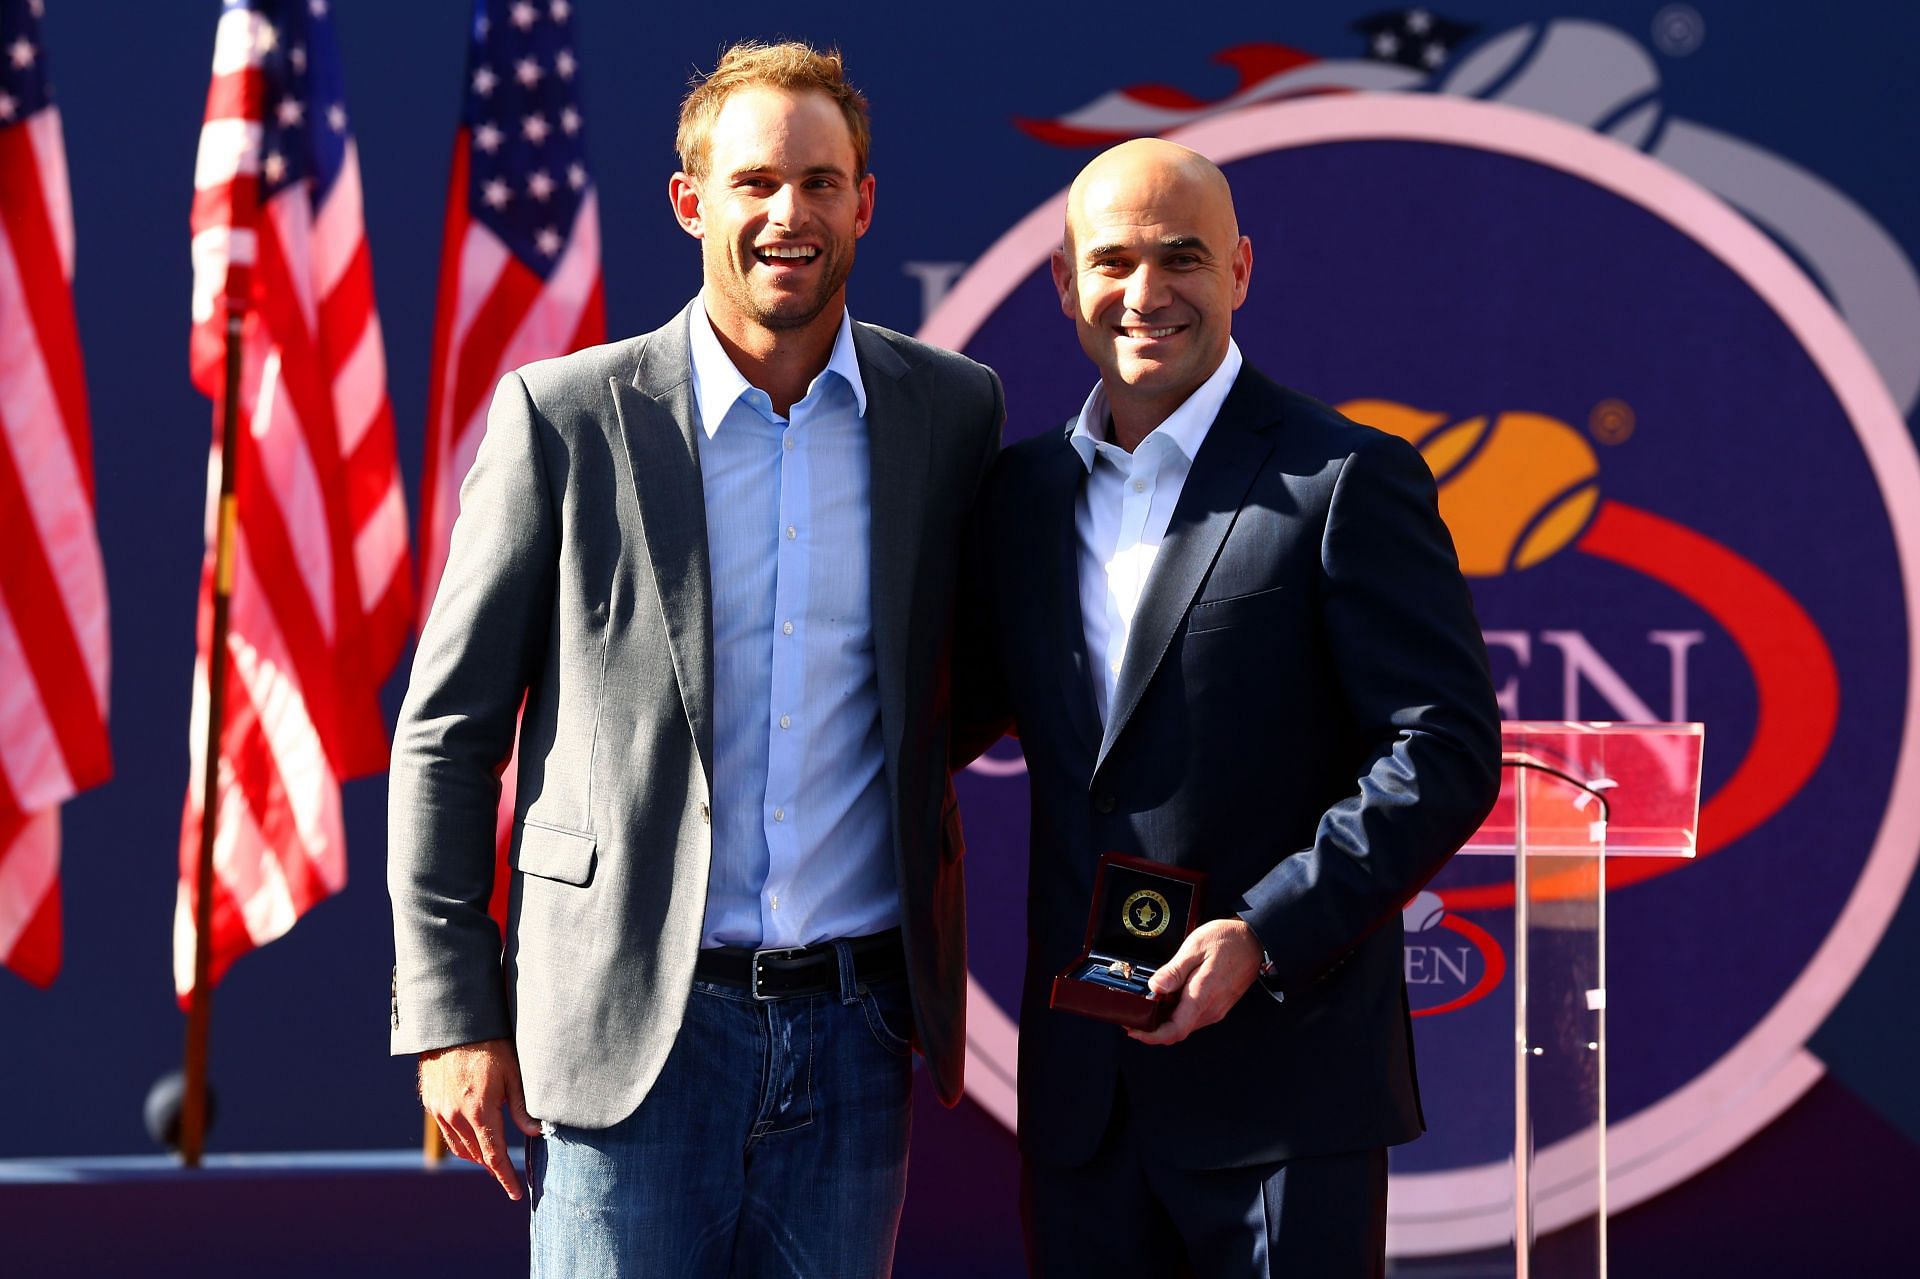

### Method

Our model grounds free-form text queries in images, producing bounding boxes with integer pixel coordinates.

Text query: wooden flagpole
[178,305,245,1168]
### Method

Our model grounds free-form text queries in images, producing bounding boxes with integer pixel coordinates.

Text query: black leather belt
[695,928,906,1001]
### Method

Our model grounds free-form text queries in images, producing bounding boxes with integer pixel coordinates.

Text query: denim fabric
[529,953,914,1278]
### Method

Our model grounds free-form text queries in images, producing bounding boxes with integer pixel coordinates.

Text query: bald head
[1051,138,1252,448]
[1063,139,1238,257]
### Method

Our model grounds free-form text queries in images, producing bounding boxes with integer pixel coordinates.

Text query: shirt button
[782,621,794,635]
[1133,479,1146,493]
[773,807,786,823]
[783,437,794,451]
[786,525,797,540]
[779,714,791,730]
[1109,658,1122,674]
[771,893,780,910]
[1094,793,1116,814]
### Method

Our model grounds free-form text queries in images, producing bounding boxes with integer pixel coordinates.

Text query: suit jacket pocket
[1185,584,1288,636]
[515,820,597,887]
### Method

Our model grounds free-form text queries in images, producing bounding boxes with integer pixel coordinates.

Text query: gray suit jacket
[389,302,1003,1126]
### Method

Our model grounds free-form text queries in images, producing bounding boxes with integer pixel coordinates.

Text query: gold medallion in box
[1050,853,1204,1030]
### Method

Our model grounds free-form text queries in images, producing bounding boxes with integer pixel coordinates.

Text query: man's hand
[1127,919,1264,1047]
[419,1038,540,1200]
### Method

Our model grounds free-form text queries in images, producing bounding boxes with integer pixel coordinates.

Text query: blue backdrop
[4,2,1917,1274]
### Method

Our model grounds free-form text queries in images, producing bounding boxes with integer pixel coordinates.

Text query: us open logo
[930,95,1920,1254]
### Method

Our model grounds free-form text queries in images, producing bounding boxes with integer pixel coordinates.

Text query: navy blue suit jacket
[957,363,1501,1171]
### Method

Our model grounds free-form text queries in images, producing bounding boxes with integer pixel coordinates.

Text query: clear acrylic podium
[1457,722,1703,1278]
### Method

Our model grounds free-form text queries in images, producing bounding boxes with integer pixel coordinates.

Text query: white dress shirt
[1069,340,1244,724]
[688,301,896,949]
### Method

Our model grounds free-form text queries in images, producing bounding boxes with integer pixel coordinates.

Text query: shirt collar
[687,298,868,439]
[1067,339,1244,473]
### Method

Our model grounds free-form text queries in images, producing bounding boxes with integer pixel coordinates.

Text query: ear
[1051,246,1074,317]
[853,172,876,239]
[668,173,704,239]
[1229,234,1253,310]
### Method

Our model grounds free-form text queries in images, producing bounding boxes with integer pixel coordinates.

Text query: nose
[766,182,800,229]
[1122,263,1169,317]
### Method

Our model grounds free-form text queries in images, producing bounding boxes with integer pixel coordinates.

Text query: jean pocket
[860,984,915,1057]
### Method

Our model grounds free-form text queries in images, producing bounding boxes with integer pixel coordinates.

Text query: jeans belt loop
[832,938,860,1005]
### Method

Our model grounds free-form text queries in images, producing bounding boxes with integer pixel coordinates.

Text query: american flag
[179,0,410,1000]
[1013,41,1426,147]
[419,0,602,926]
[0,0,111,988]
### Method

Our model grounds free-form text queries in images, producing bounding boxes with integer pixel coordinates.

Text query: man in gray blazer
[389,42,1001,1276]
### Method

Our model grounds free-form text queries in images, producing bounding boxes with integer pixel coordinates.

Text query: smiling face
[1053,140,1252,442]
[670,86,874,345]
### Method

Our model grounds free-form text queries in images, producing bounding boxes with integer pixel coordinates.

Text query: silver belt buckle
[750,946,807,1001]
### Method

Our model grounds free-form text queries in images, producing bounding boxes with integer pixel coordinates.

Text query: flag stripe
[225,544,343,881]
[0,122,89,491]
[324,267,382,454]
[0,279,106,694]
[354,468,409,613]
[26,113,75,281]
[0,217,109,726]
[493,189,602,373]
[0,409,106,796]
[417,133,475,621]
[569,273,607,356]
[0,591,73,811]
[447,252,543,489]
[210,5,270,75]
[194,116,264,190]
[311,141,365,299]
[0,808,60,987]
[229,423,351,763]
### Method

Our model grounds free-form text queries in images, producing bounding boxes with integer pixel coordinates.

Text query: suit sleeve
[1237,432,1501,993]
[951,375,1016,769]
[388,371,558,1055]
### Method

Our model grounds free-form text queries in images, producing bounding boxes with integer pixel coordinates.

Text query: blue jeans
[528,945,915,1278]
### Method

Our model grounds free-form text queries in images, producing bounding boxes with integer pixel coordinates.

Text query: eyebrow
[726,162,849,182]
[1081,235,1212,262]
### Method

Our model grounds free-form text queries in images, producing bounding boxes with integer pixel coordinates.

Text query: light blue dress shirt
[687,301,897,949]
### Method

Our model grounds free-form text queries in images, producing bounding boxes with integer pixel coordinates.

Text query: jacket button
[1094,793,1115,814]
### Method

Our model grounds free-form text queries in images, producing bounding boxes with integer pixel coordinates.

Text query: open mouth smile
[755,244,820,264]
[1115,324,1186,340]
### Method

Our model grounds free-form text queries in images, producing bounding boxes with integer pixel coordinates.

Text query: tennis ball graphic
[1340,399,1602,576]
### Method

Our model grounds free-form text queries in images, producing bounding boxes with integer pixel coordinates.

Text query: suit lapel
[853,324,928,766]
[610,303,715,786]
[1094,370,1284,777]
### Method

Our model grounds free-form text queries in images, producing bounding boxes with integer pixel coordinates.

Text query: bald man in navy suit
[957,140,1501,1276]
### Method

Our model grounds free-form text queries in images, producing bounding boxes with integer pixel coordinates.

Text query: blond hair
[676,41,871,181]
